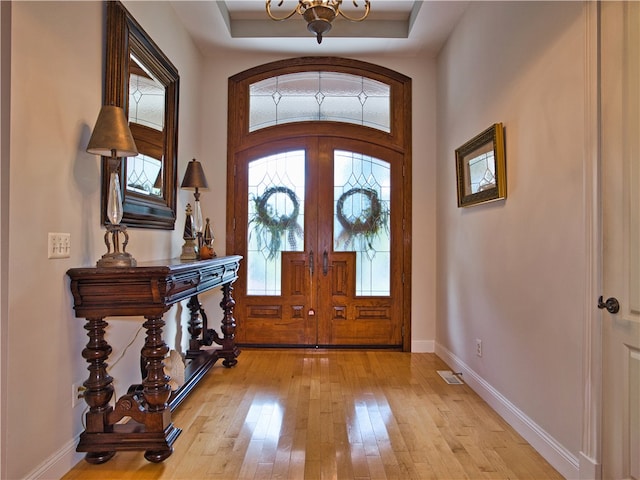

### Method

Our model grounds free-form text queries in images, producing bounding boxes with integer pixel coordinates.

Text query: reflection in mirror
[127,54,164,198]
[103,1,179,229]
[465,143,496,195]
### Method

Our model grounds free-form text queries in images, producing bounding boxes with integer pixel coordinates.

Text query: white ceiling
[169,1,469,57]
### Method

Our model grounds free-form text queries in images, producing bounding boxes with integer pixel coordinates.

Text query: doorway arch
[227,57,412,350]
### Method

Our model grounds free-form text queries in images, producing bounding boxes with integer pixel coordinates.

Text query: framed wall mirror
[103,0,179,229]
[455,123,506,207]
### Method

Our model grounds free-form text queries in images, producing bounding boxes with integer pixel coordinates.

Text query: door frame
[581,1,628,478]
[226,57,412,351]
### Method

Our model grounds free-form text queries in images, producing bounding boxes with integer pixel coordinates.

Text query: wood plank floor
[62,349,564,479]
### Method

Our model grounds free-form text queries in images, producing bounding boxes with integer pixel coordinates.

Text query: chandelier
[266,0,371,44]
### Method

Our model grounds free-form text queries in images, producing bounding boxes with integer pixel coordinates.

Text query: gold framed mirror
[103,1,179,229]
[455,123,506,208]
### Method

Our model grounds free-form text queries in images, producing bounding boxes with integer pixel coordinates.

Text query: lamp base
[97,224,137,268]
[180,238,198,261]
[97,251,137,268]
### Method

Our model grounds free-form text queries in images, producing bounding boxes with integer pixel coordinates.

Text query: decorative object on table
[86,105,139,267]
[335,187,389,249]
[181,158,209,255]
[200,218,216,259]
[455,123,506,208]
[180,203,198,260]
[266,0,370,44]
[249,186,302,260]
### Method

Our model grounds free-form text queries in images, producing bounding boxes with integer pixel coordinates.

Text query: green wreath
[249,186,303,259]
[336,187,389,248]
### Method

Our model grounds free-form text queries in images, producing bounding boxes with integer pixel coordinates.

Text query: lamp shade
[87,105,138,157]
[181,158,209,189]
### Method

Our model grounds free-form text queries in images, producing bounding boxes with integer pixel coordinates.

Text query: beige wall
[6,2,201,478]
[436,2,587,477]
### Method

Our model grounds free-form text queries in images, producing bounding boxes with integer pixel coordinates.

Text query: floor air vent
[437,370,464,385]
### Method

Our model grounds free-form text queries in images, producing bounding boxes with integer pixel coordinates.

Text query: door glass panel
[334,150,390,296]
[247,151,305,295]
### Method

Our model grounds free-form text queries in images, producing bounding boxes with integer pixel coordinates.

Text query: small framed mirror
[103,1,179,229]
[455,123,506,208]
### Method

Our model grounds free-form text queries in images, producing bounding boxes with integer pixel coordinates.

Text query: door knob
[597,295,620,314]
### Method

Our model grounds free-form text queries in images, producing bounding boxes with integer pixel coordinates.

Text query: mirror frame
[103,0,179,229]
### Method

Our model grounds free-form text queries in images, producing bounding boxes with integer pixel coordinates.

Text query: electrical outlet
[476,338,483,357]
[48,233,70,259]
[72,382,86,408]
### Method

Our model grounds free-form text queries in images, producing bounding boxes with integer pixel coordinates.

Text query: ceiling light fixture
[266,0,370,44]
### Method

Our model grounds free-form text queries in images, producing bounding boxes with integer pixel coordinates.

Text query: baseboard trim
[579,451,601,480]
[411,339,435,353]
[435,343,580,480]
[25,436,82,480]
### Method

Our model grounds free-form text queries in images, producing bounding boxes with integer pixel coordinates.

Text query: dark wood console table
[67,255,242,464]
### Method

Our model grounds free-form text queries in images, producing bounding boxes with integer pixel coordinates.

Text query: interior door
[235,137,403,348]
[601,2,640,479]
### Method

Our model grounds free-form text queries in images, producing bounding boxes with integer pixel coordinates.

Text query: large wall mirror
[103,1,179,229]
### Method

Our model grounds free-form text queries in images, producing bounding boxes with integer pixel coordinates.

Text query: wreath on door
[249,186,303,259]
[335,187,389,248]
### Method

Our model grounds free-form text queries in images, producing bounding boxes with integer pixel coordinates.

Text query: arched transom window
[249,71,391,133]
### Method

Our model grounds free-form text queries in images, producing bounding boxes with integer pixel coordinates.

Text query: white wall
[6,2,202,478]
[435,2,587,478]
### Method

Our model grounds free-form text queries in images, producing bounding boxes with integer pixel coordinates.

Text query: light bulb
[107,171,123,225]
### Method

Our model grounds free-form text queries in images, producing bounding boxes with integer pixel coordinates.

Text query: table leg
[141,314,173,462]
[186,295,204,358]
[219,283,240,367]
[80,317,115,464]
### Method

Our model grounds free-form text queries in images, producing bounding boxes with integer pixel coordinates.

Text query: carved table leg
[218,283,240,367]
[79,317,115,464]
[186,295,203,358]
[140,314,174,462]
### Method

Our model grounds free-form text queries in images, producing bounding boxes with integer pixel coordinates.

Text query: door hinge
[233,217,236,231]
[402,272,405,284]
[233,163,237,177]
[402,324,405,339]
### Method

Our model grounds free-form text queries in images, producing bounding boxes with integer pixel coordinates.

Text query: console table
[67,255,242,464]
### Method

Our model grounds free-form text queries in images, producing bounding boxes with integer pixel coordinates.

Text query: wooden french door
[233,136,404,347]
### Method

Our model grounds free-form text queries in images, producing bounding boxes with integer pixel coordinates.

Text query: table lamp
[181,158,209,255]
[86,105,139,267]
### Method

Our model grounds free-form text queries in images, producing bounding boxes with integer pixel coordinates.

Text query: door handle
[323,250,328,276]
[309,250,314,275]
[598,295,620,314]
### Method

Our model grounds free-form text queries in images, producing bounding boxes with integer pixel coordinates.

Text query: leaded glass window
[334,150,391,296]
[127,54,165,196]
[249,72,391,133]
[247,151,306,296]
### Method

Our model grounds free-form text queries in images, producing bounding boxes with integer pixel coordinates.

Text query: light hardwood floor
[62,349,564,479]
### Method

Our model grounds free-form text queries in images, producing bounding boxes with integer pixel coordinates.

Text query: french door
[232,136,404,347]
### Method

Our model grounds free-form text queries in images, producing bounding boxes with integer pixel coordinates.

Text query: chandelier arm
[337,0,370,22]
[266,0,301,21]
